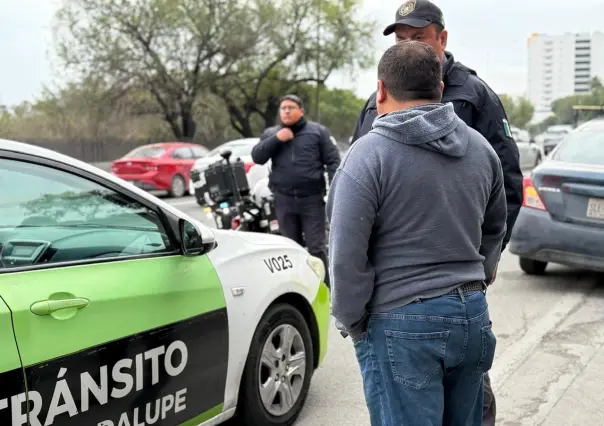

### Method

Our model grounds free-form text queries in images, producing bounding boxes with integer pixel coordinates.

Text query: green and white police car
[0,139,330,426]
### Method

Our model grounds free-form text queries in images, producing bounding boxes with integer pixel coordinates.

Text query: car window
[551,132,604,165]
[124,146,167,158]
[172,147,193,159]
[0,158,175,270]
[191,146,208,158]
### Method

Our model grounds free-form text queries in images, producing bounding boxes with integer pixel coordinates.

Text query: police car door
[0,299,27,425]
[0,153,228,426]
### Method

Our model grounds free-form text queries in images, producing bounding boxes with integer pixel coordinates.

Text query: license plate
[586,198,604,220]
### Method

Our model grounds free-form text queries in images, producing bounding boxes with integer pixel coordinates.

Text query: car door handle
[30,298,90,316]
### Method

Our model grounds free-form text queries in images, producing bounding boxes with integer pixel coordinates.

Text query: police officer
[251,95,341,286]
[350,1,524,425]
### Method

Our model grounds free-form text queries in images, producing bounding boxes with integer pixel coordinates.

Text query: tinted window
[551,131,604,165]
[172,147,193,159]
[124,146,167,158]
[0,159,174,270]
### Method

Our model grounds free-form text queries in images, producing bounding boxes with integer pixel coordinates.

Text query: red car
[111,142,209,197]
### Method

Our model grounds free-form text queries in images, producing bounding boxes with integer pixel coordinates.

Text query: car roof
[0,138,197,221]
[575,117,604,132]
[143,142,197,149]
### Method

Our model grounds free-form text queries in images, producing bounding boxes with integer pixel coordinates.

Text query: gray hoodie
[326,103,507,338]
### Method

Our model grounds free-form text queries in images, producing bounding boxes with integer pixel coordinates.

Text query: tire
[520,258,547,275]
[169,174,186,198]
[237,303,314,426]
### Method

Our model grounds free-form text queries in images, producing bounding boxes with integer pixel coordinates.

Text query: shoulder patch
[502,119,512,138]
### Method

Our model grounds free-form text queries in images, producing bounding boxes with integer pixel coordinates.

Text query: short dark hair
[377,41,442,102]
[280,94,304,109]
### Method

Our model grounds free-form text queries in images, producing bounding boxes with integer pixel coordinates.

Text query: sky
[1,0,604,106]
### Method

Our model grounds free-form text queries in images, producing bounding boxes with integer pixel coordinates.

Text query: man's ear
[439,29,448,50]
[439,81,445,96]
[376,80,387,104]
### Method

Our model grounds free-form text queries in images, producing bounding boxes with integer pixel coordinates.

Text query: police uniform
[251,97,341,287]
[351,1,524,425]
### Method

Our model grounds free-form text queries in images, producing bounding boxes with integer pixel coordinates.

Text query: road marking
[490,280,596,393]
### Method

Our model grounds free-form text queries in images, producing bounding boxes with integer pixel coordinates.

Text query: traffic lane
[163,196,604,424]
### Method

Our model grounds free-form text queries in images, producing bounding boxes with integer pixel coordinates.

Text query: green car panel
[0,298,27,426]
[0,255,230,426]
[311,282,330,366]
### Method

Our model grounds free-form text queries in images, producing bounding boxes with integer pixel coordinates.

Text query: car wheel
[169,174,186,198]
[238,303,314,426]
[519,258,547,275]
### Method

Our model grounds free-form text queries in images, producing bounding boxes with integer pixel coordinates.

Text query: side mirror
[220,149,232,164]
[179,219,216,256]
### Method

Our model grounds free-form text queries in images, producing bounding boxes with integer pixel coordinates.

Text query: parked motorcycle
[202,150,280,234]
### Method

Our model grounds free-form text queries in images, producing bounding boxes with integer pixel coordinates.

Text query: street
[168,195,604,425]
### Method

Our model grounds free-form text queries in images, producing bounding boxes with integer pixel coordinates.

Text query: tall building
[527,31,604,123]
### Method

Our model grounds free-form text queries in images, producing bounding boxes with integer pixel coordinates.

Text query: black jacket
[351,52,523,250]
[252,120,341,197]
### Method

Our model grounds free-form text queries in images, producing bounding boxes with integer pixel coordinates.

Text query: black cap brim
[383,18,432,36]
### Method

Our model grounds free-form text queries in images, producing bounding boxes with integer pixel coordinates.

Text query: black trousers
[274,192,329,287]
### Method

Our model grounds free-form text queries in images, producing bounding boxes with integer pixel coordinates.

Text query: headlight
[306,255,325,282]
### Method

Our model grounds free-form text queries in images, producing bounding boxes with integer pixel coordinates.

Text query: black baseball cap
[383,0,445,36]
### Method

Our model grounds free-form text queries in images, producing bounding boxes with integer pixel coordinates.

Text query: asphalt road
[166,194,604,426]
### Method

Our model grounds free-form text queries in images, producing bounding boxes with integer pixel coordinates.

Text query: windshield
[124,146,167,158]
[208,143,254,158]
[551,131,604,165]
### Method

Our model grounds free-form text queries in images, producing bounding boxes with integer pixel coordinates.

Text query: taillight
[244,162,255,173]
[522,175,546,211]
[231,215,241,230]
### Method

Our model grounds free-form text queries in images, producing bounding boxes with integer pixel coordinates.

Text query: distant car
[516,139,542,170]
[510,117,604,275]
[541,125,573,155]
[189,138,259,201]
[112,142,209,198]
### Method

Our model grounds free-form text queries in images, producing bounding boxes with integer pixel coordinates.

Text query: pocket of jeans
[477,321,497,374]
[385,330,449,390]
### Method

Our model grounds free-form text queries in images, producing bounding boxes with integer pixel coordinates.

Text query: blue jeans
[354,290,496,426]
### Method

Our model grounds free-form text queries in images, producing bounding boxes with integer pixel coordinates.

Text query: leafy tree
[54,0,376,140]
[498,94,535,129]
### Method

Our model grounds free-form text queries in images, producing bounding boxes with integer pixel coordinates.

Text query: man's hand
[276,128,294,142]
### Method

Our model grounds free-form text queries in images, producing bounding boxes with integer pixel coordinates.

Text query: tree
[209,0,376,136]
[550,77,604,125]
[54,0,261,140]
[54,0,376,140]
[499,94,535,129]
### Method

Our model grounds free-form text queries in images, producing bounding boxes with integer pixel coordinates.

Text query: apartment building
[527,31,604,123]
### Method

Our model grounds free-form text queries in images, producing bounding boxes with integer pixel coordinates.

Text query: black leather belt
[446,280,485,295]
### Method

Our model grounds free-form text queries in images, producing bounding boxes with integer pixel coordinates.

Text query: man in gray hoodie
[326,41,507,425]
